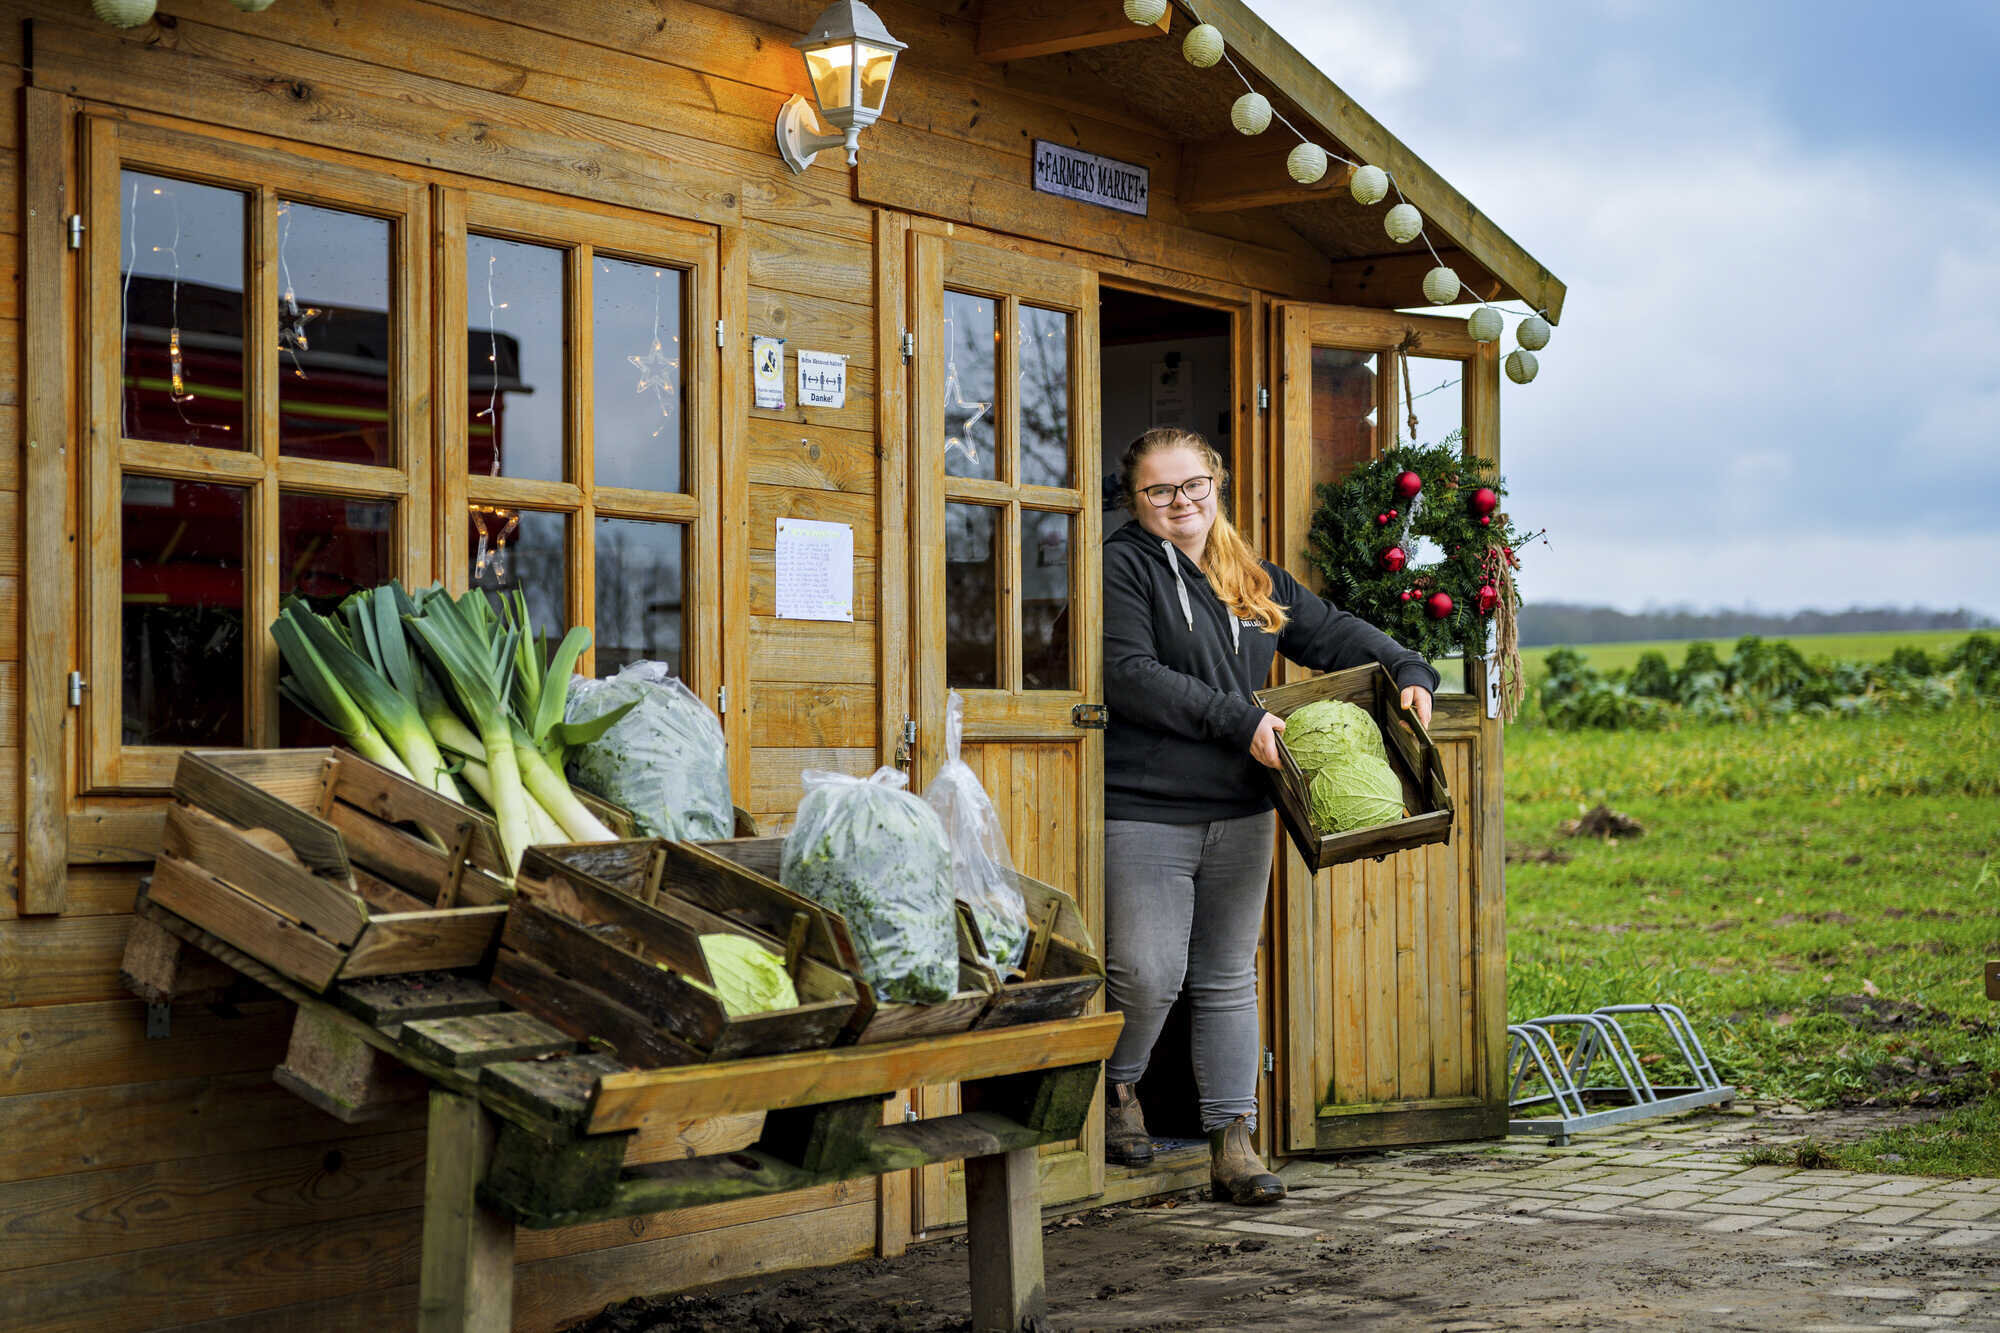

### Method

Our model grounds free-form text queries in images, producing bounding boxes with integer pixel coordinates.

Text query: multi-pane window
[85,119,715,791]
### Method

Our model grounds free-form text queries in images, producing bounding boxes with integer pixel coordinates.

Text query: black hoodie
[1102,519,1442,824]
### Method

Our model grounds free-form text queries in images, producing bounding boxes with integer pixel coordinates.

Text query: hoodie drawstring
[1160,538,1241,653]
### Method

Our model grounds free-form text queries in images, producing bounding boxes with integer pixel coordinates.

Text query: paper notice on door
[797,349,848,409]
[774,517,854,622]
[753,336,786,410]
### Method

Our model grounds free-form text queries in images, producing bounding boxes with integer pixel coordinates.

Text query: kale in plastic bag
[923,692,1029,970]
[565,662,733,841]
[781,767,957,1004]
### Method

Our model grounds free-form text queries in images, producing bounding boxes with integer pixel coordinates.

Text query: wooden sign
[1031,140,1149,216]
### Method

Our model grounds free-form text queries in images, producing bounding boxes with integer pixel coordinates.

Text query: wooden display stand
[129,895,1121,1333]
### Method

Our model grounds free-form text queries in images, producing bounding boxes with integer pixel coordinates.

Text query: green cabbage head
[689,933,799,1016]
[1281,699,1383,773]
[1306,751,1407,834]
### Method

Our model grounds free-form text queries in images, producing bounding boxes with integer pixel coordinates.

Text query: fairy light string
[1166,1,1554,375]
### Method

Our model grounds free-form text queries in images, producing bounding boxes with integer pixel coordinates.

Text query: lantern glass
[802,40,860,120]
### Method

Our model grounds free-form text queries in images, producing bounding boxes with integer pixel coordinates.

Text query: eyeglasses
[1137,475,1215,508]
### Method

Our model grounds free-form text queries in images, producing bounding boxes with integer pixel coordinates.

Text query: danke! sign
[1031,140,1149,217]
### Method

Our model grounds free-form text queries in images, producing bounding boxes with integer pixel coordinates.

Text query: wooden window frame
[81,117,433,793]
[438,190,721,700]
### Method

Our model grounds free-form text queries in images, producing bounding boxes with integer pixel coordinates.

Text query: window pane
[121,476,245,746]
[467,234,565,482]
[468,506,567,638]
[593,257,685,494]
[1022,510,1072,690]
[120,171,246,449]
[278,493,394,746]
[594,518,685,678]
[942,290,997,481]
[1018,304,1071,488]
[1405,355,1465,447]
[277,202,394,465]
[945,502,998,689]
[1309,347,1378,493]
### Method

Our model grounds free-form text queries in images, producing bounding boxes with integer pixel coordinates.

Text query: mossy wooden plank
[401,1011,575,1068]
[334,972,505,1028]
[478,1118,631,1219]
[479,1052,625,1137]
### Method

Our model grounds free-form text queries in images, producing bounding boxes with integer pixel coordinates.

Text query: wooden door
[1268,303,1509,1154]
[909,231,1103,1227]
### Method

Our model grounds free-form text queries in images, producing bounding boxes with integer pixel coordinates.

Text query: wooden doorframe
[1269,303,1507,1156]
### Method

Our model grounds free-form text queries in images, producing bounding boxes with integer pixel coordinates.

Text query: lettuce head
[1307,752,1407,834]
[1281,699,1383,773]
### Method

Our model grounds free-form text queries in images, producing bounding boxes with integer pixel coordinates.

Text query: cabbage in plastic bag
[923,692,1029,971]
[565,662,733,841]
[781,767,957,1003]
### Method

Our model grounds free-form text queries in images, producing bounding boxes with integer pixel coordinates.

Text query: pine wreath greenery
[1305,434,1535,712]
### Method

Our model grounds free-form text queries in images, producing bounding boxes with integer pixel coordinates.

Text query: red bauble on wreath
[1305,433,1542,721]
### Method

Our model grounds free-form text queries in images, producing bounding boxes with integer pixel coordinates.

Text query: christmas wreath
[1305,433,1535,720]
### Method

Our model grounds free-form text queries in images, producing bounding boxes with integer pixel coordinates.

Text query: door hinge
[1070,703,1109,730]
[68,214,85,250]
[715,318,726,348]
[67,671,86,707]
[1263,1048,1275,1075]
[895,715,916,770]
[899,329,914,363]
[716,684,729,715]
[1257,384,1270,410]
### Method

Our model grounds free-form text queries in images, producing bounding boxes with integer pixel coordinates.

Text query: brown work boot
[1104,1082,1153,1167]
[1208,1114,1285,1205]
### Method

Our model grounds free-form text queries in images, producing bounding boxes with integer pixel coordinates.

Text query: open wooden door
[1269,303,1509,1154]
[909,229,1104,1227]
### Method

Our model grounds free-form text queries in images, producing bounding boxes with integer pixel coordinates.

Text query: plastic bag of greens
[923,692,1029,971]
[781,767,957,1003]
[564,662,733,842]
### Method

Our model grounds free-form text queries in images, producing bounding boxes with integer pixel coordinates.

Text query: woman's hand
[1400,685,1434,728]
[1248,711,1287,769]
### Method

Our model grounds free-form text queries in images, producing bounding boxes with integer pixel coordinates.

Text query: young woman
[1101,427,1438,1206]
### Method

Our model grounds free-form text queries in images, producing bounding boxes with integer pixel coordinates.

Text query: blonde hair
[1121,428,1289,633]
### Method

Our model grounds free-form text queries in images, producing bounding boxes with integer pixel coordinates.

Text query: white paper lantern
[1183,23,1224,68]
[1505,349,1540,384]
[230,0,280,10]
[1350,164,1389,206]
[1384,202,1422,244]
[1516,314,1552,351]
[91,0,156,27]
[1422,266,1461,305]
[1286,142,1328,185]
[1230,93,1272,136]
[1123,0,1169,24]
[1466,308,1504,343]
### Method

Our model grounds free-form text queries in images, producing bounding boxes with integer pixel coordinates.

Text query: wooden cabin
[0,0,1564,1326]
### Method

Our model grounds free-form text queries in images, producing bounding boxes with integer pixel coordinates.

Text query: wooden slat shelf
[128,893,1122,1332]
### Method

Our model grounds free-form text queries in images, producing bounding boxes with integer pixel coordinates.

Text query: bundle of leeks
[271,581,631,870]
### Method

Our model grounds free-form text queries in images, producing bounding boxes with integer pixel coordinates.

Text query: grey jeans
[1102,812,1274,1132]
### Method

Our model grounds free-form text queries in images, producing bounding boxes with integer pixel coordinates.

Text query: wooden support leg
[421,1089,514,1333]
[964,1146,1045,1333]
[120,912,240,1005]
[274,1006,429,1123]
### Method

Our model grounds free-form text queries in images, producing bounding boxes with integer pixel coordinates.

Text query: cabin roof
[963,0,1566,322]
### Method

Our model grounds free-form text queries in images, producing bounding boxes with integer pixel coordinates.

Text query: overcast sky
[1255,0,2000,617]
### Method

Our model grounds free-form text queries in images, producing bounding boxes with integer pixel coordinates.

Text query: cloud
[1254,1,2000,615]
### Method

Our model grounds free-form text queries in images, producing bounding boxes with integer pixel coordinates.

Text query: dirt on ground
[562,1104,2000,1333]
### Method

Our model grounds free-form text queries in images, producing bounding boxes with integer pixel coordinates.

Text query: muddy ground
[563,1104,2000,1333]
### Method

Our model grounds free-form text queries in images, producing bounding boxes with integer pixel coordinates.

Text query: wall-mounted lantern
[774,1,907,173]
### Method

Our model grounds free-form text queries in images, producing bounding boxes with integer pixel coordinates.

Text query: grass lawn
[1518,628,1981,692]
[1503,705,2000,1176]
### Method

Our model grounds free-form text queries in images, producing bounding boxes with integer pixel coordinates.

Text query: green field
[1503,704,2000,1176]
[1520,629,1980,691]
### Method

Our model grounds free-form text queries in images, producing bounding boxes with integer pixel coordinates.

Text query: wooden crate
[571,790,763,841]
[497,844,861,1065]
[970,871,1104,1030]
[139,748,514,992]
[675,835,1003,1044]
[1255,663,1454,870]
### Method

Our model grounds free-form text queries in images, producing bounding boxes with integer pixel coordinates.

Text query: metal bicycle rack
[1507,1003,1735,1145]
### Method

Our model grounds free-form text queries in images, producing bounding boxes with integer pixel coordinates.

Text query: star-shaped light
[942,362,990,466]
[629,338,681,438]
[278,292,322,377]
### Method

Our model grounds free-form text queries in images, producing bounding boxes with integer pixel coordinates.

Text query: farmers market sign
[1031,140,1149,217]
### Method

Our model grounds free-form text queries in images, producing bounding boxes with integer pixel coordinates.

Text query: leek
[287,599,464,803]
[271,610,416,780]
[404,589,535,870]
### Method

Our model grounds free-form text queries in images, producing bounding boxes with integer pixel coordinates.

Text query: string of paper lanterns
[93,0,281,29]
[1127,0,1554,384]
